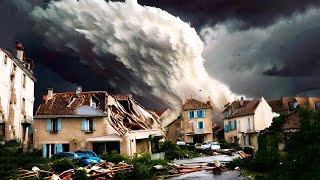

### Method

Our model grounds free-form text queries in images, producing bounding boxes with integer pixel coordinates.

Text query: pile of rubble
[18,161,133,180]
[156,160,228,178]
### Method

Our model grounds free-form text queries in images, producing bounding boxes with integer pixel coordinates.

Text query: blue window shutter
[194,110,197,118]
[225,125,228,132]
[234,120,237,129]
[203,110,206,117]
[47,119,51,131]
[228,121,232,130]
[197,110,201,118]
[57,119,62,131]
[188,112,191,118]
[56,144,63,153]
[82,119,86,130]
[42,144,47,157]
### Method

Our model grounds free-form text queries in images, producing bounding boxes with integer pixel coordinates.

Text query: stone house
[223,96,273,150]
[34,88,162,157]
[181,99,213,143]
[0,42,36,150]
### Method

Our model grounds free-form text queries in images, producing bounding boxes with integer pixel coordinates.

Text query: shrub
[100,150,128,163]
[159,140,181,160]
[74,169,90,180]
[51,158,75,174]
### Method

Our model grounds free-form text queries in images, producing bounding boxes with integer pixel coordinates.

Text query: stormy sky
[1,0,320,113]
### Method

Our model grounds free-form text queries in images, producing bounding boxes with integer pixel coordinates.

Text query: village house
[267,96,320,113]
[33,88,162,157]
[223,96,273,150]
[0,42,36,150]
[223,95,320,151]
[180,99,213,143]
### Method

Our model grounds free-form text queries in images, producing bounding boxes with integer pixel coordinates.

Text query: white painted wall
[0,49,35,141]
[253,97,273,131]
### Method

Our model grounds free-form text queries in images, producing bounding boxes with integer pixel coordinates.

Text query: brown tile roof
[267,99,285,112]
[111,94,130,101]
[36,91,107,117]
[182,99,211,110]
[152,109,168,117]
[228,99,260,118]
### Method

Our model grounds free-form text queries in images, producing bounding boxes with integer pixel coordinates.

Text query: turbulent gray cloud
[30,0,235,121]
[201,7,320,99]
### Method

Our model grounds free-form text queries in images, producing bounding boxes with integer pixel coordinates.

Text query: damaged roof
[182,99,211,110]
[228,99,260,118]
[35,91,107,118]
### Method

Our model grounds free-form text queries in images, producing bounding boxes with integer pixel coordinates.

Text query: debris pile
[157,160,229,178]
[18,168,54,179]
[18,161,133,180]
[86,161,133,178]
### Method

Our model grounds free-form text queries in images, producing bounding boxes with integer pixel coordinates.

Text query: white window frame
[197,120,204,130]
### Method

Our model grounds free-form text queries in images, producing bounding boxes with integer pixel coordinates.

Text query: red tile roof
[36,91,107,117]
[182,99,211,110]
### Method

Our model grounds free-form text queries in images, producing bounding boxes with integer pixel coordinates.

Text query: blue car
[53,152,92,165]
[74,150,101,165]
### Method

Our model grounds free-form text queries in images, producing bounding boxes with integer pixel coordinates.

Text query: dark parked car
[74,150,101,165]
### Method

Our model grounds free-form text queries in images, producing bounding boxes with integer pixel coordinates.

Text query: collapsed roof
[35,91,158,135]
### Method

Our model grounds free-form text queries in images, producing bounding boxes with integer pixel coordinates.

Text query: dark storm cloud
[1,0,320,113]
[139,0,320,29]
[201,7,320,99]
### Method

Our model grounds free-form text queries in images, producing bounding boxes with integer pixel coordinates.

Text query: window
[22,98,25,114]
[23,74,26,88]
[42,143,64,158]
[197,121,204,129]
[223,111,228,118]
[90,98,97,108]
[315,101,320,109]
[197,110,205,118]
[288,101,298,111]
[225,124,229,132]
[234,120,237,129]
[189,110,205,119]
[82,118,93,132]
[228,120,232,130]
[47,119,62,132]
[188,111,195,118]
[4,55,7,65]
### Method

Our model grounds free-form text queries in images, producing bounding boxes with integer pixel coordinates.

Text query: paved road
[166,154,244,180]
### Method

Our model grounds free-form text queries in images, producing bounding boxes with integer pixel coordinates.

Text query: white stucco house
[222,96,273,150]
[0,42,36,149]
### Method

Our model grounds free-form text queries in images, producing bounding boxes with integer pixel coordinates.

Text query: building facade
[223,96,273,150]
[34,88,162,157]
[0,42,36,149]
[181,99,213,143]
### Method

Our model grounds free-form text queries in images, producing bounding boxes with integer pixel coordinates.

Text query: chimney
[16,42,24,62]
[240,97,244,107]
[76,86,82,97]
[259,93,262,102]
[47,88,53,100]
[206,101,211,105]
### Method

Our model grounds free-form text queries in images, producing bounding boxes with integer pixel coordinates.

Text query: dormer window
[288,101,298,111]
